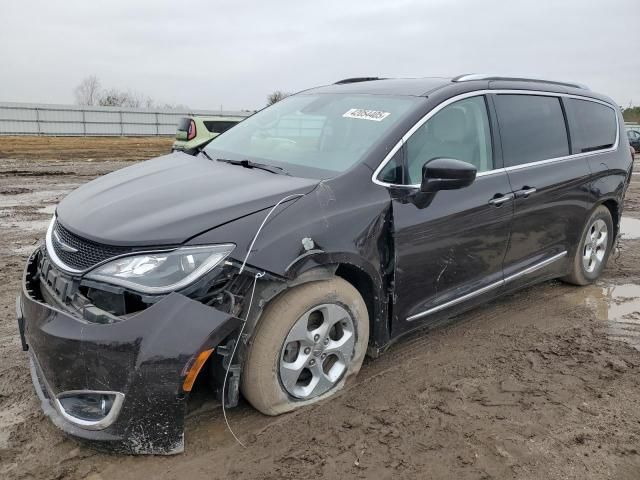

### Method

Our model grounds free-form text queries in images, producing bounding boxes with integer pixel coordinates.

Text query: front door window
[405,96,493,185]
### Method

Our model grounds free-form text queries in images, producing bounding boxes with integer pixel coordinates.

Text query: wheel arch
[247,254,390,355]
[286,253,390,354]
[333,263,384,353]
[598,197,620,241]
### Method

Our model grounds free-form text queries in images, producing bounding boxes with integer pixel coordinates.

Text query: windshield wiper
[200,149,214,161]
[216,158,289,175]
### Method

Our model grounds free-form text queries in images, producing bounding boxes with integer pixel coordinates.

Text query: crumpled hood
[56,153,319,246]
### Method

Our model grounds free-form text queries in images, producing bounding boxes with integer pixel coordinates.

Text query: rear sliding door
[493,93,592,288]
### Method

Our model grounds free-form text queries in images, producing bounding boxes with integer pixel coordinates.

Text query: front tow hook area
[20,277,241,454]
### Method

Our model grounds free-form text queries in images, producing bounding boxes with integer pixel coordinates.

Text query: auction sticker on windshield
[342,109,391,122]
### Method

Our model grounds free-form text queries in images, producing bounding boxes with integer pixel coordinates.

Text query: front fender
[188,168,395,350]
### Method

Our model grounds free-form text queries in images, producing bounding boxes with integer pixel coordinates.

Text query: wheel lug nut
[309,359,316,366]
[321,353,326,359]
[314,334,320,342]
[323,339,329,345]
[304,347,311,354]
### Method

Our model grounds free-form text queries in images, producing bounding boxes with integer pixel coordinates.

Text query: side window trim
[565,97,618,154]
[559,96,574,155]
[372,90,620,188]
[485,94,504,170]
[404,94,494,184]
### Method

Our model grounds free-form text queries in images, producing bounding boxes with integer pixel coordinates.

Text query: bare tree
[266,90,291,106]
[98,89,153,108]
[98,88,129,107]
[74,75,101,106]
[74,77,161,109]
[122,90,142,108]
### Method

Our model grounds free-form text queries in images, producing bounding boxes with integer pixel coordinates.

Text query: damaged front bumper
[17,248,240,454]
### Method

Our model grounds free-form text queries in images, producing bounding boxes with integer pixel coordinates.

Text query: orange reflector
[182,348,214,392]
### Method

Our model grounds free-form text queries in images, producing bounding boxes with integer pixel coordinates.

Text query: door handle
[488,193,514,206]
[514,187,537,199]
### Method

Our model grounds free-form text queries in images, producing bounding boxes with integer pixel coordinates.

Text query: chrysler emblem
[53,229,79,253]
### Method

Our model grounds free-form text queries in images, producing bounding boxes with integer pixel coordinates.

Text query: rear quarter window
[566,99,617,153]
[494,94,569,167]
[204,120,238,134]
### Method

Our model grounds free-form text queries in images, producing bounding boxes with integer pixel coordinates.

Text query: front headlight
[84,244,235,294]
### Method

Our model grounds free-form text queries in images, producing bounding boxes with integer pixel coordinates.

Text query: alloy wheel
[279,303,355,399]
[582,218,608,273]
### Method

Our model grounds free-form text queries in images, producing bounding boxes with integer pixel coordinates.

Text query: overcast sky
[1,0,638,110]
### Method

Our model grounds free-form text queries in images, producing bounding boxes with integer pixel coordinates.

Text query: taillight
[187,120,197,140]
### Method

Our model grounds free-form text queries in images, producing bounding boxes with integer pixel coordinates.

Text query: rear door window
[566,99,617,153]
[494,94,569,167]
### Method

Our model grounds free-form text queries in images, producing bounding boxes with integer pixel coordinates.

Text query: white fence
[0,102,250,136]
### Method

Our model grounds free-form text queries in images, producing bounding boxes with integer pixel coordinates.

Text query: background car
[172,115,246,155]
[627,128,640,153]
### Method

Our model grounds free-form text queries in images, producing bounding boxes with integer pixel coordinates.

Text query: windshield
[204,93,420,178]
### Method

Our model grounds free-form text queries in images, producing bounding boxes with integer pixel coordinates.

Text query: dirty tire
[563,205,614,285]
[241,277,369,416]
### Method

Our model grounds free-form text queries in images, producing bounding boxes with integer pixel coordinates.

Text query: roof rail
[452,73,589,90]
[334,77,384,85]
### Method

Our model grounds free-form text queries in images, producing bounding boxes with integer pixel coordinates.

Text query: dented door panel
[389,172,513,332]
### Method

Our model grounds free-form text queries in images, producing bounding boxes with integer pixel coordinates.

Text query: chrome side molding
[407,251,567,322]
[372,89,618,189]
[503,251,567,284]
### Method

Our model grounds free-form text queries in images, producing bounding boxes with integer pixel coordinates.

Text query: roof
[305,77,453,96]
[303,74,601,99]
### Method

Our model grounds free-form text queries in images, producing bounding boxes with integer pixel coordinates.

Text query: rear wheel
[241,277,369,415]
[563,205,613,285]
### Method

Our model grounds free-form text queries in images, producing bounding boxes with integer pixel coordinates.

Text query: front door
[388,94,513,334]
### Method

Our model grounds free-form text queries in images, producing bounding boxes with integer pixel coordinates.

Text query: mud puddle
[0,185,79,209]
[621,216,640,239]
[0,184,77,254]
[565,283,640,351]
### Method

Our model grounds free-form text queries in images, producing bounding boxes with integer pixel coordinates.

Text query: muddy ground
[0,136,173,162]
[1,137,640,479]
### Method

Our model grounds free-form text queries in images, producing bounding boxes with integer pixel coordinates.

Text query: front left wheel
[241,277,369,416]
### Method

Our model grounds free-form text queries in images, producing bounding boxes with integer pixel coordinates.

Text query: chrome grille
[50,220,134,271]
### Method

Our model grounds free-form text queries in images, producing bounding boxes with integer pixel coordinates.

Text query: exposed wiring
[222,192,305,447]
[238,193,305,275]
[221,271,263,448]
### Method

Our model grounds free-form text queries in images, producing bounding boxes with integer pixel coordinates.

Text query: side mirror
[420,158,477,193]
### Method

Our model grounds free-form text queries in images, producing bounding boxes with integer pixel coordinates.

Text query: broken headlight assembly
[84,244,235,294]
